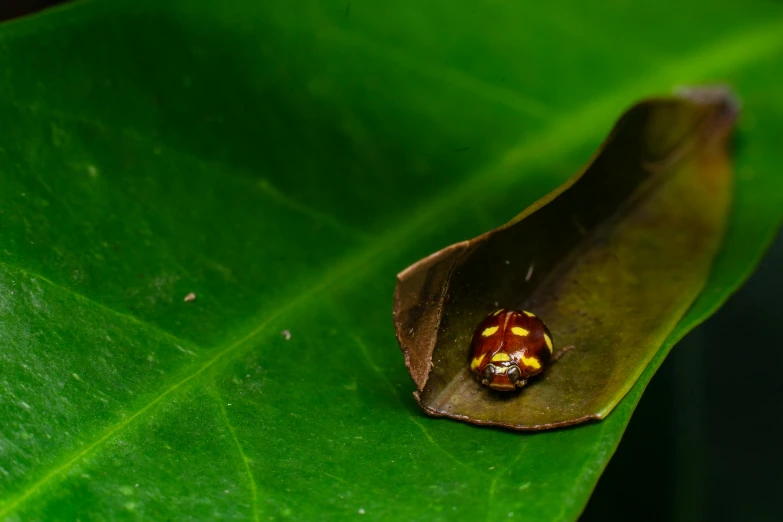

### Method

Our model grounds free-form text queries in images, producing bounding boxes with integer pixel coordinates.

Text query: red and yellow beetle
[470,308,570,391]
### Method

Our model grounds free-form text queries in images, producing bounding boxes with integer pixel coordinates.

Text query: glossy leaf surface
[395,89,736,429]
[1,1,783,521]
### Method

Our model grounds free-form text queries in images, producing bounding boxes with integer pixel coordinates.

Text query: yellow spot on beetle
[511,327,529,336]
[471,353,486,371]
[491,352,511,362]
[482,326,499,337]
[523,311,536,318]
[492,309,504,316]
[544,333,553,352]
[521,356,542,369]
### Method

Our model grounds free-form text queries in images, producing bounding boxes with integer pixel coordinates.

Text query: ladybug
[469,308,570,391]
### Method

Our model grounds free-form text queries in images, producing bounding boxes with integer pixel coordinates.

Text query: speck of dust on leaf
[183,292,196,302]
[281,330,291,341]
[176,345,196,355]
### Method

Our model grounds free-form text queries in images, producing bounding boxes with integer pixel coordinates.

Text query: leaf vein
[0,260,199,353]
[322,25,552,121]
[347,332,469,472]
[211,387,261,522]
[15,102,371,242]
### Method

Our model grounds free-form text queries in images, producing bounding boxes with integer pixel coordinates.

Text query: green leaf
[395,89,737,429]
[1,1,782,521]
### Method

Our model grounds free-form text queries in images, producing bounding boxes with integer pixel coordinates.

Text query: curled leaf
[393,86,738,430]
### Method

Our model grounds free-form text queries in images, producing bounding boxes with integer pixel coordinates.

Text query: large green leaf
[1,1,781,520]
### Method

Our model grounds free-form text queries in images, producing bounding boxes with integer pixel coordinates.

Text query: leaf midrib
[3,15,783,517]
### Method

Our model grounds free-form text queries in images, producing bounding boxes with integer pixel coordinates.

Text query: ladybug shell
[469,309,553,391]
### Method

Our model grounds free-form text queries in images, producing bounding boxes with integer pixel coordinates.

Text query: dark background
[0,0,68,22]
[7,2,781,521]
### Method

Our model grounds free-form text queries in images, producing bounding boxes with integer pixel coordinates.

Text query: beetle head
[481,363,527,391]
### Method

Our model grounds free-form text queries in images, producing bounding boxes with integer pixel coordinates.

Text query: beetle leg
[551,345,576,362]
